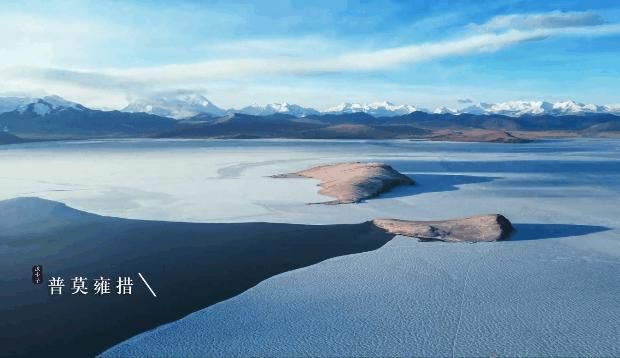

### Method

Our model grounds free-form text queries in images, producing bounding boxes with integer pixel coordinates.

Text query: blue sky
[1,0,619,110]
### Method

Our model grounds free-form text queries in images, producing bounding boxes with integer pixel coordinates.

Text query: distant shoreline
[3,130,620,147]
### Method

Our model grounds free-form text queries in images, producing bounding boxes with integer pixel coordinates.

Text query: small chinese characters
[48,276,134,295]
[32,265,43,284]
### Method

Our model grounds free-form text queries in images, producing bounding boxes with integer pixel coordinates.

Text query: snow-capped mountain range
[236,103,320,117]
[1,94,619,119]
[120,95,620,118]
[458,101,620,116]
[325,101,424,117]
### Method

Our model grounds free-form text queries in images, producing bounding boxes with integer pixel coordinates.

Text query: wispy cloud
[1,9,620,109]
[474,11,604,31]
[8,20,620,86]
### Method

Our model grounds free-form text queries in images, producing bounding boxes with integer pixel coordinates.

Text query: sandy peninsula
[373,214,514,242]
[272,162,414,204]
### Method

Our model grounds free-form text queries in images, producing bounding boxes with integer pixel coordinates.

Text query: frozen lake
[1,138,619,356]
[2,138,619,227]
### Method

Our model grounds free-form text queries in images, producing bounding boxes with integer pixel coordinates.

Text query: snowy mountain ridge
[325,101,424,117]
[1,94,619,119]
[123,96,620,118]
[0,95,84,116]
[458,100,617,116]
[235,102,320,117]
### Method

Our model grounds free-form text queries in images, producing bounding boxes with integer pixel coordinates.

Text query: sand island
[373,214,514,242]
[272,162,414,204]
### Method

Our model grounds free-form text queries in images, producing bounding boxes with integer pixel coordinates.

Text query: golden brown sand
[373,214,513,242]
[272,162,414,204]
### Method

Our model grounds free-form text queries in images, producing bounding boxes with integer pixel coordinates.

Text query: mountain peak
[433,106,458,114]
[123,94,226,119]
[13,95,84,116]
[41,95,80,108]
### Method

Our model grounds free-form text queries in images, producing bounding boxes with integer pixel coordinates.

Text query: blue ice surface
[97,140,620,357]
[102,233,620,357]
[22,137,610,357]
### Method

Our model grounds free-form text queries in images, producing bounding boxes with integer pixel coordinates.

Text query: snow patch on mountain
[123,94,226,119]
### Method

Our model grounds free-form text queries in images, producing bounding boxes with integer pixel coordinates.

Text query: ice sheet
[102,235,620,357]
[2,138,619,356]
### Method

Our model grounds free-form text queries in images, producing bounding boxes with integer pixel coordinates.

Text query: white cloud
[474,11,604,31]
[2,10,620,109]
[0,13,122,68]
[9,22,619,85]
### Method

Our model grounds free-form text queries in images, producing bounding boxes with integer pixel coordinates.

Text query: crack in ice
[451,257,472,358]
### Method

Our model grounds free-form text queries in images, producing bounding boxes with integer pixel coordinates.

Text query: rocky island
[373,214,514,242]
[272,162,414,204]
